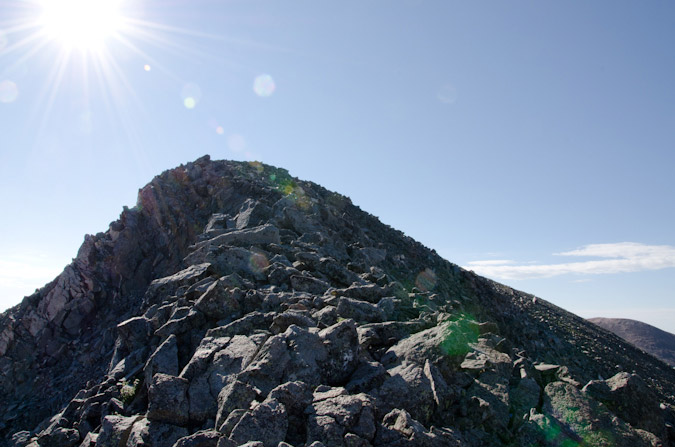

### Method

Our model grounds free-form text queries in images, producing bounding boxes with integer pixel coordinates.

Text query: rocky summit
[1,156,674,447]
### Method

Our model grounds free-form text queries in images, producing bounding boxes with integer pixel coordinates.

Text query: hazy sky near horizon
[1,1,674,333]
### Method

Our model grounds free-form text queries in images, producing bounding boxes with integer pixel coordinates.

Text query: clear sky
[1,1,674,333]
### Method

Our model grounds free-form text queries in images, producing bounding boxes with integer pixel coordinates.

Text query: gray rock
[144,263,214,306]
[381,319,477,374]
[356,321,433,353]
[229,399,288,447]
[543,381,656,447]
[204,335,262,405]
[154,309,206,339]
[239,334,290,394]
[466,370,510,432]
[188,374,217,423]
[306,415,345,447]
[374,408,463,446]
[180,336,232,381]
[313,306,338,328]
[174,430,221,447]
[270,311,316,334]
[117,317,152,352]
[510,377,541,423]
[96,415,142,447]
[281,325,326,386]
[345,361,387,393]
[144,334,179,388]
[234,200,272,230]
[78,432,97,447]
[36,427,80,447]
[187,246,270,281]
[338,284,391,304]
[336,298,385,323]
[198,224,280,248]
[534,363,561,384]
[307,392,376,443]
[215,379,259,430]
[195,280,242,321]
[318,319,360,385]
[9,431,31,447]
[373,363,435,425]
[127,418,189,447]
[267,381,313,445]
[343,433,370,447]
[218,409,247,436]
[265,263,299,287]
[147,374,189,426]
[290,275,330,295]
[312,385,349,402]
[317,257,362,287]
[206,312,274,339]
[204,213,233,233]
[603,372,666,437]
[376,297,396,320]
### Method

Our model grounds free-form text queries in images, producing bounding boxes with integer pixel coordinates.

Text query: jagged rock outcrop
[1,156,674,447]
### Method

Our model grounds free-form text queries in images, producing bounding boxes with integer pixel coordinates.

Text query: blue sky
[1,1,674,333]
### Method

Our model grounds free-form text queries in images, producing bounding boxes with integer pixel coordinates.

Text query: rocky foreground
[1,156,674,447]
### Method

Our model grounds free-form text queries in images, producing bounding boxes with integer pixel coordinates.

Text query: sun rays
[37,0,126,51]
[0,0,288,168]
[0,1,212,146]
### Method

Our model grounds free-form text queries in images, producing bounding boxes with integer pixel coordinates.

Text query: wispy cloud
[464,242,675,280]
[464,259,515,267]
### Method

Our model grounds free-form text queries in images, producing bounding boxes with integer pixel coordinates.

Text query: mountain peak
[1,156,674,446]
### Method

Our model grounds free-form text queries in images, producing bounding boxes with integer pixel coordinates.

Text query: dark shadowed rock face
[589,317,675,367]
[1,156,674,447]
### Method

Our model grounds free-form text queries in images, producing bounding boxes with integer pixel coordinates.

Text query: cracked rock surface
[1,156,674,446]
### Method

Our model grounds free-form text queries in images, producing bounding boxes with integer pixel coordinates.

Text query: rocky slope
[0,156,674,447]
[589,318,675,367]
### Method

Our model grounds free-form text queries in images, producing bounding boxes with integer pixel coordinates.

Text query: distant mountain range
[589,318,675,367]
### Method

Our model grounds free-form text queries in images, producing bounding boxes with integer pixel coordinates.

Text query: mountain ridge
[1,155,673,446]
[589,317,675,367]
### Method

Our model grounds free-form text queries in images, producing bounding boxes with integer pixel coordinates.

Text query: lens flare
[144,64,151,72]
[248,161,264,174]
[415,268,437,292]
[0,80,19,103]
[181,83,201,109]
[249,252,269,274]
[253,74,275,97]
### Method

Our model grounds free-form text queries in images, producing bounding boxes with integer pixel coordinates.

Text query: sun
[38,0,125,51]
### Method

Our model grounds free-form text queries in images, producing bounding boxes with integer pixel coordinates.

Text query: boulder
[543,381,657,447]
[174,430,221,447]
[147,374,189,426]
[126,417,189,447]
[307,392,377,443]
[96,415,142,447]
[215,380,259,430]
[228,399,288,447]
[144,334,179,387]
[318,319,360,385]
